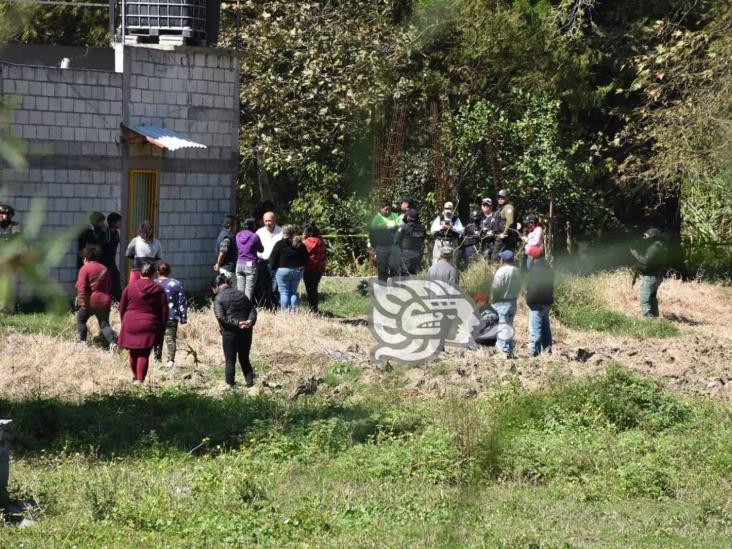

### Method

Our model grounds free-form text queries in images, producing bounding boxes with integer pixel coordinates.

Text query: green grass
[555,274,680,338]
[2,366,732,546]
[318,279,369,318]
[0,311,74,337]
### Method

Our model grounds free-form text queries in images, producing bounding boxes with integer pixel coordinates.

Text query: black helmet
[643,228,661,240]
[497,189,510,199]
[406,208,418,220]
[0,204,15,217]
[524,214,539,225]
[470,209,483,223]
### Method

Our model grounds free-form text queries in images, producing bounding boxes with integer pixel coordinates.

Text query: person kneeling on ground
[118,263,169,385]
[491,250,522,359]
[153,262,188,368]
[428,245,459,285]
[525,247,553,357]
[213,273,257,388]
[75,244,118,351]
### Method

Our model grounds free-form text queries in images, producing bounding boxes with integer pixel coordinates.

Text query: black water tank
[123,0,220,43]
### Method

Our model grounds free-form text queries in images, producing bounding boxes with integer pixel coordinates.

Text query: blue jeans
[236,262,258,301]
[275,267,303,311]
[492,300,517,355]
[528,305,552,357]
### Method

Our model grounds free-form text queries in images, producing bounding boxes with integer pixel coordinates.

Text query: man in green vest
[631,228,667,318]
[368,199,402,282]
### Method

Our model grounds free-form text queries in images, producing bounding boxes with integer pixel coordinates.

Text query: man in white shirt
[255,211,282,307]
[256,211,283,260]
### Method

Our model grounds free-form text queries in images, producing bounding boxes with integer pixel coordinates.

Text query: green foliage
[4,370,732,545]
[318,279,370,318]
[554,273,680,338]
[0,4,108,47]
[0,199,80,312]
[0,311,73,338]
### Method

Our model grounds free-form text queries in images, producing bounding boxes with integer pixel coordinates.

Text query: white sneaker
[109,343,119,353]
[166,360,175,368]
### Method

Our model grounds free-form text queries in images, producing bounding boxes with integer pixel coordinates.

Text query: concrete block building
[0,43,239,294]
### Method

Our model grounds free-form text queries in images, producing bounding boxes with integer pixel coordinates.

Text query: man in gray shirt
[491,250,521,358]
[428,245,459,285]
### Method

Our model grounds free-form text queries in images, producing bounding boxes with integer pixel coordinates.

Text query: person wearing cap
[430,201,464,265]
[428,245,459,285]
[521,214,544,270]
[631,228,667,317]
[0,203,21,241]
[77,212,107,270]
[490,250,522,358]
[396,208,426,275]
[235,217,263,301]
[525,247,554,357]
[214,215,239,288]
[368,199,402,282]
[491,190,518,262]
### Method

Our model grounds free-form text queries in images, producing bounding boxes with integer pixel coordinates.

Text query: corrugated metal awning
[121,124,207,151]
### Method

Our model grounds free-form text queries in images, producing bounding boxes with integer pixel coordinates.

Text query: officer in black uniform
[491,189,518,262]
[461,210,485,262]
[396,208,426,275]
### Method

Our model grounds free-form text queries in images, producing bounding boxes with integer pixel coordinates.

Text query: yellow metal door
[127,170,159,273]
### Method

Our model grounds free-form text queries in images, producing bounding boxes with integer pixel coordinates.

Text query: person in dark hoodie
[524,247,554,357]
[235,217,263,301]
[118,262,169,384]
[214,272,257,388]
[77,212,107,269]
[101,212,122,301]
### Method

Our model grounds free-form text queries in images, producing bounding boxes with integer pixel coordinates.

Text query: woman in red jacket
[118,262,168,384]
[303,222,326,313]
[75,244,117,350]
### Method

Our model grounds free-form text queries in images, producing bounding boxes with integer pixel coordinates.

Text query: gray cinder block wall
[0,44,239,295]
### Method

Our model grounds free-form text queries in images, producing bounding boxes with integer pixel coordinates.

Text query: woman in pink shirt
[522,214,544,269]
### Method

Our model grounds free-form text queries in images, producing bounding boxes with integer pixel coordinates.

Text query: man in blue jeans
[525,247,554,356]
[490,250,522,358]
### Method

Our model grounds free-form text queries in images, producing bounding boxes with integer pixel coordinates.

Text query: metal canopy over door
[127,169,159,274]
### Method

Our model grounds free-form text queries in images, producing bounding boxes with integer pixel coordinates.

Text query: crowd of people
[0,197,669,377]
[69,207,327,388]
[367,192,668,359]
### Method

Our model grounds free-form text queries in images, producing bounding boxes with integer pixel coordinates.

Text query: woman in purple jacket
[235,217,263,300]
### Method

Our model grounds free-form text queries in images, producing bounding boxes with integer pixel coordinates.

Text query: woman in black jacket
[270,224,308,312]
[213,273,257,387]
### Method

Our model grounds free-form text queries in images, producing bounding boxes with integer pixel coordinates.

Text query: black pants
[76,307,116,345]
[109,267,122,302]
[303,271,322,312]
[222,329,253,386]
